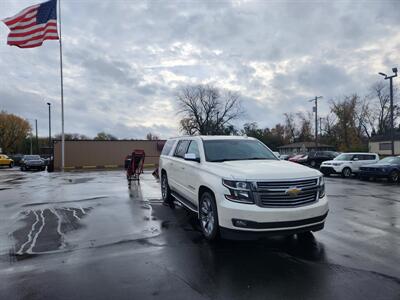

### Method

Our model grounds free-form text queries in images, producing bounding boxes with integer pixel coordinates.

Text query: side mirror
[184,153,200,162]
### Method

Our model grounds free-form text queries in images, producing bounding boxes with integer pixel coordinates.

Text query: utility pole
[308,96,323,150]
[35,119,39,154]
[30,132,33,155]
[379,67,398,156]
[319,117,323,139]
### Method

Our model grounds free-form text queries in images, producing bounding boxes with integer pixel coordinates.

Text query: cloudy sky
[1,0,399,139]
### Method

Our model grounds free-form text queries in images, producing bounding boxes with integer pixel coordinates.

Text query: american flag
[2,0,59,48]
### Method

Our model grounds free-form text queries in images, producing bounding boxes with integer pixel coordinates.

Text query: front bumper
[217,195,329,233]
[26,164,45,169]
[359,169,389,178]
[320,165,341,174]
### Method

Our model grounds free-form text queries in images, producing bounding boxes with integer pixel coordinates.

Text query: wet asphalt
[0,168,399,300]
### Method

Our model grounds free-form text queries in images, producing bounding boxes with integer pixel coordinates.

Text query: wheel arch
[198,185,216,214]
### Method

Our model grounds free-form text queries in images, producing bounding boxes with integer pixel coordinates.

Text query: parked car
[305,151,339,168]
[8,154,23,166]
[359,156,400,183]
[320,152,379,178]
[0,154,14,168]
[20,155,46,171]
[159,136,328,241]
[279,154,290,160]
[288,153,308,164]
[272,151,281,159]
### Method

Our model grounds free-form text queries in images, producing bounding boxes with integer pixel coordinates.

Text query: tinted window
[379,157,400,164]
[24,155,41,160]
[161,140,175,156]
[186,141,200,158]
[174,140,189,158]
[203,139,277,162]
[334,154,354,161]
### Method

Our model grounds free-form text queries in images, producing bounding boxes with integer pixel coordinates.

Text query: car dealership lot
[0,169,399,300]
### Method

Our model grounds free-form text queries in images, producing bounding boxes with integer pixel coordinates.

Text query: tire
[310,160,316,168]
[388,170,399,183]
[9,162,13,168]
[199,191,219,241]
[161,173,174,205]
[341,167,352,178]
[360,175,369,181]
[21,165,26,171]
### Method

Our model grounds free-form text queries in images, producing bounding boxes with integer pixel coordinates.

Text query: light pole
[47,102,52,148]
[35,119,39,154]
[308,96,323,150]
[378,67,398,156]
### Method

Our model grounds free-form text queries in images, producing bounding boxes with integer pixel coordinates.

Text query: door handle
[181,167,185,170]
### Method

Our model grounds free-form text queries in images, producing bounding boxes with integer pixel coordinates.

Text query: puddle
[11,206,92,257]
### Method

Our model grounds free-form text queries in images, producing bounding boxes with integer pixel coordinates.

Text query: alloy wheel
[390,171,399,183]
[343,168,351,177]
[200,196,214,236]
[161,176,167,200]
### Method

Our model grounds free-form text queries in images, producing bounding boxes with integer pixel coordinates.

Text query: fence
[53,140,165,171]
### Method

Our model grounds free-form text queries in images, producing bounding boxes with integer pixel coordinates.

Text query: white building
[369,134,400,156]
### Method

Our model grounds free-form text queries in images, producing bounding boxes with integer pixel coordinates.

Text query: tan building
[53,140,165,170]
[368,134,400,156]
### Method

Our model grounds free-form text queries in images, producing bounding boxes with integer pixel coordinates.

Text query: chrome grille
[256,178,319,208]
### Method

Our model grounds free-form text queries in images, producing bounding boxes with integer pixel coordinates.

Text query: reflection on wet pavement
[1,169,162,259]
[0,169,399,300]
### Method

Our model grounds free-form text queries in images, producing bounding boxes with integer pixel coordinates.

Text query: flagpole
[58,0,65,171]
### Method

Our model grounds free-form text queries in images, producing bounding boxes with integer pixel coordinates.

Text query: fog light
[233,219,248,228]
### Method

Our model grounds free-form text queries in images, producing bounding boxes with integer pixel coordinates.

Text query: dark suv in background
[305,151,338,168]
[20,155,46,171]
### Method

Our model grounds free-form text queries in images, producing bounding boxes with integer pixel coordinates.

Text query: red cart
[126,149,145,186]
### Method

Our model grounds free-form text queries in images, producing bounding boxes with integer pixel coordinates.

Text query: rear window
[174,140,190,158]
[161,140,175,156]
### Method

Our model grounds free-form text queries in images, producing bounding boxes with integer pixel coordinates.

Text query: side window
[367,155,377,160]
[187,141,200,159]
[174,140,189,158]
[161,140,175,156]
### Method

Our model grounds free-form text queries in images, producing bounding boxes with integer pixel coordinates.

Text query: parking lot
[0,168,399,300]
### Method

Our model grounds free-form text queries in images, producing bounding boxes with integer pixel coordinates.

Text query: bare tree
[369,82,400,135]
[283,113,296,143]
[296,112,314,142]
[177,85,243,135]
[146,132,160,140]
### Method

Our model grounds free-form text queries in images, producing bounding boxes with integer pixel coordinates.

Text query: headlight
[332,162,343,166]
[222,180,254,204]
[319,176,325,198]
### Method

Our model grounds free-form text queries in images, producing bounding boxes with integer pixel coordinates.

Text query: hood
[204,159,321,180]
[26,159,43,164]
[321,160,341,165]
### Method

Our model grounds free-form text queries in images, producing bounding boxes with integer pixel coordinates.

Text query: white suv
[320,152,379,178]
[159,136,328,240]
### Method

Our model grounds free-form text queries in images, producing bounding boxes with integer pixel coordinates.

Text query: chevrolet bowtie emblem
[286,187,302,196]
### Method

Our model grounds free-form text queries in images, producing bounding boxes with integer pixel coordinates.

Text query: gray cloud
[1,0,400,139]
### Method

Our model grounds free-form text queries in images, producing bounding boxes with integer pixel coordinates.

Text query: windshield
[379,157,400,164]
[334,154,354,161]
[203,139,277,162]
[24,155,41,160]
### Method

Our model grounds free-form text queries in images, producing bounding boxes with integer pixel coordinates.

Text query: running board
[171,191,198,212]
